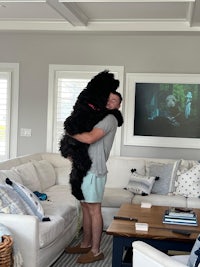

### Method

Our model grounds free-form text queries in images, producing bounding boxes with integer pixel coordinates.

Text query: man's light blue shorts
[81,172,107,203]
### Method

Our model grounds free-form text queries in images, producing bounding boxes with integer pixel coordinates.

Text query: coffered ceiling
[0,0,200,33]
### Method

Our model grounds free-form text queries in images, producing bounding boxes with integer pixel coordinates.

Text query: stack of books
[163,207,198,226]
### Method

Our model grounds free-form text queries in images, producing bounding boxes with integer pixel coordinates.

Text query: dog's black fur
[60,70,123,200]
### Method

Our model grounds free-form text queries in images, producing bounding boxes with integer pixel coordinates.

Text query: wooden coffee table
[106,203,200,267]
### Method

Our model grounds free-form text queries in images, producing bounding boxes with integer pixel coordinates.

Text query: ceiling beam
[47,0,88,26]
[0,0,46,2]
[59,0,195,2]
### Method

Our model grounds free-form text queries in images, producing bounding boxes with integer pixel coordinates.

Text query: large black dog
[60,70,123,200]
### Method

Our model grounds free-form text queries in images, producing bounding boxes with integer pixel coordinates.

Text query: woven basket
[0,235,13,267]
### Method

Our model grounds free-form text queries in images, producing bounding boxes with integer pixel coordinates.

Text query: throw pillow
[146,161,179,195]
[174,163,200,197]
[177,159,199,175]
[0,184,33,215]
[5,178,45,221]
[12,162,41,192]
[125,169,158,196]
[32,160,56,191]
[187,234,200,267]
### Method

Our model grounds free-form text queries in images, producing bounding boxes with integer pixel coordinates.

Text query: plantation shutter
[0,72,11,160]
[53,71,89,152]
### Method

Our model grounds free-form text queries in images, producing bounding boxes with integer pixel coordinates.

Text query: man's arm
[73,127,105,144]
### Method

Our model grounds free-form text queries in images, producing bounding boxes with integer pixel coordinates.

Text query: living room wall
[1,32,200,160]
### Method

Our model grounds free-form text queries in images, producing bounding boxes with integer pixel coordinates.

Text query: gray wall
[1,32,200,160]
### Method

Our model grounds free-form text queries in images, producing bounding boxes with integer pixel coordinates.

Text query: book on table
[167,207,195,218]
[163,208,198,226]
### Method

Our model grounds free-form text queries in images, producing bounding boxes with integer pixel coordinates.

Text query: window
[0,63,19,161]
[47,65,124,155]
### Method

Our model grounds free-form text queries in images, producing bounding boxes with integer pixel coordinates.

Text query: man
[65,91,122,264]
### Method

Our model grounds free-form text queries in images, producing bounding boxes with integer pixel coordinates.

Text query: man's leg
[80,202,92,248]
[65,202,92,253]
[76,173,105,263]
[87,203,103,254]
[77,202,104,263]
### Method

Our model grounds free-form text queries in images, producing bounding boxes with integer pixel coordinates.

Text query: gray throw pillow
[148,163,175,195]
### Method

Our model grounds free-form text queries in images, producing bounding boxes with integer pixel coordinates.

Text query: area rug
[51,231,113,267]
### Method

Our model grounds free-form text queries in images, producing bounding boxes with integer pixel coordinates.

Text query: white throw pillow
[174,163,200,197]
[12,162,41,192]
[177,159,199,175]
[5,178,45,221]
[125,170,157,196]
[32,160,56,191]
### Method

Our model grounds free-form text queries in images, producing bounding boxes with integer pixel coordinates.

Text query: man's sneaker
[77,251,104,263]
[65,244,91,254]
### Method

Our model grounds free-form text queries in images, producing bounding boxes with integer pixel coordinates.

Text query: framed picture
[124,73,200,148]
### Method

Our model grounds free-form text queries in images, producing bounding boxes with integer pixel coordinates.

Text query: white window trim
[0,63,19,159]
[47,65,124,156]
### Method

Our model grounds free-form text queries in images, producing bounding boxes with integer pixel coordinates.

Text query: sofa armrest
[132,241,187,267]
[0,214,39,267]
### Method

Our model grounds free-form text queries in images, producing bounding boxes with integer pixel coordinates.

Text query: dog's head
[87,70,119,92]
[166,95,177,108]
[78,70,120,109]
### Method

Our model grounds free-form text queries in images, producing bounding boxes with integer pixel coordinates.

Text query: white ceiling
[0,0,200,33]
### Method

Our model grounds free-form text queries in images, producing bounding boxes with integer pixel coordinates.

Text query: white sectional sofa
[0,153,80,267]
[0,152,200,267]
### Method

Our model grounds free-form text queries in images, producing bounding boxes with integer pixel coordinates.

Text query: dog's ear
[108,109,123,127]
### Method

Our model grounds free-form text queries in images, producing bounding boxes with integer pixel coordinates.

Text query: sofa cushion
[102,188,133,207]
[132,194,187,207]
[174,164,200,197]
[0,184,33,215]
[0,170,23,185]
[106,157,146,188]
[41,153,72,185]
[54,167,70,185]
[125,171,157,196]
[146,161,179,195]
[5,178,45,221]
[42,185,79,227]
[32,160,56,191]
[12,162,41,192]
[187,197,200,209]
[39,216,65,248]
[41,153,70,168]
[187,234,200,267]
